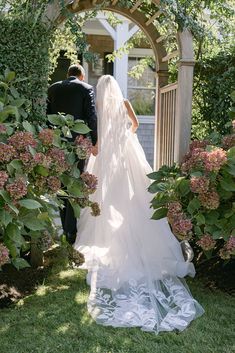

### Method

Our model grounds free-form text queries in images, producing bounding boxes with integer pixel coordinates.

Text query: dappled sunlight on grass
[0,266,234,353]
[59,269,78,279]
[0,324,10,333]
[74,291,87,304]
[56,323,71,334]
[35,285,50,296]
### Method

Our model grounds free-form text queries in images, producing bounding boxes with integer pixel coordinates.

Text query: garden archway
[45,0,195,169]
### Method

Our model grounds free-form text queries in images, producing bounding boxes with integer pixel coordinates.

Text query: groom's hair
[67,64,85,78]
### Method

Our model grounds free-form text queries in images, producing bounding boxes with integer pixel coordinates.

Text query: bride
[74,75,204,333]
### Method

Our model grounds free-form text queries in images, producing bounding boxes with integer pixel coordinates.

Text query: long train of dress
[74,127,204,333]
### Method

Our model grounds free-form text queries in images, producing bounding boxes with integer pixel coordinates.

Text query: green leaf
[9,86,19,98]
[220,179,235,192]
[19,199,42,209]
[71,165,80,178]
[23,217,46,231]
[60,174,74,187]
[150,193,170,209]
[62,126,72,138]
[0,106,19,122]
[72,122,91,134]
[5,223,21,241]
[187,198,200,214]
[147,171,163,181]
[67,181,83,197]
[4,239,19,258]
[194,225,203,236]
[227,147,235,159]
[0,210,12,227]
[23,121,36,133]
[9,159,23,170]
[0,189,11,202]
[151,207,168,220]
[11,98,25,108]
[48,114,63,126]
[190,171,203,177]
[148,182,167,194]
[5,70,15,82]
[178,179,190,196]
[12,258,30,270]
[70,201,81,218]
[67,152,76,165]
[205,211,219,225]
[195,214,205,225]
[35,165,49,176]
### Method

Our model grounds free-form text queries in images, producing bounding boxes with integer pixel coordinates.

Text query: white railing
[156,82,178,169]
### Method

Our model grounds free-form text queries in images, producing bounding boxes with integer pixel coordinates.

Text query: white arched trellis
[44,0,195,170]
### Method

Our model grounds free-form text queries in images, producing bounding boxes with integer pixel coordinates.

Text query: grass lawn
[0,263,234,353]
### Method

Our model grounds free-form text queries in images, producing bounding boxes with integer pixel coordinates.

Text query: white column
[174,29,195,163]
[114,22,130,97]
[99,17,139,98]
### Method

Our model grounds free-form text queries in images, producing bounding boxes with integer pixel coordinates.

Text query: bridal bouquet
[0,69,100,269]
[148,104,235,263]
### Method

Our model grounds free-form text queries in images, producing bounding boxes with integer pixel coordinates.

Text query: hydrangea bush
[0,70,99,269]
[148,108,235,263]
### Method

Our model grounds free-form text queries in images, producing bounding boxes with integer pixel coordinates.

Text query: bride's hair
[96,75,124,113]
[95,75,128,153]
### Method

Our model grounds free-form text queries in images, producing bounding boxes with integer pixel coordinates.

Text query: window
[128,57,156,116]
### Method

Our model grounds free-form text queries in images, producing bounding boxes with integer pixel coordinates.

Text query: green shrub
[148,108,235,263]
[0,70,99,270]
[0,17,51,121]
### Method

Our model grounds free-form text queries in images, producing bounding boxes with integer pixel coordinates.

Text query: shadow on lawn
[0,266,234,353]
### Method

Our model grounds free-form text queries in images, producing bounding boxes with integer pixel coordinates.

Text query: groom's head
[68,64,85,81]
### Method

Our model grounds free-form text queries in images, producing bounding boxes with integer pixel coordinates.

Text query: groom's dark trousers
[47,76,98,244]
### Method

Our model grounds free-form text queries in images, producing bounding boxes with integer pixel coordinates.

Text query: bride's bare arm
[124,99,139,133]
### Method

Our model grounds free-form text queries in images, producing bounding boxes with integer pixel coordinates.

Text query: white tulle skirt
[74,131,204,333]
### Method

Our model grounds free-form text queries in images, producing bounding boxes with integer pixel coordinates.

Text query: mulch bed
[196,258,235,295]
[0,264,49,308]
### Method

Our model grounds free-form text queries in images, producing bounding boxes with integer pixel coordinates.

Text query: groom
[47,64,98,244]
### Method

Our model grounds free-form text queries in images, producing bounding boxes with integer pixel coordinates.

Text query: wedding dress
[74,75,204,333]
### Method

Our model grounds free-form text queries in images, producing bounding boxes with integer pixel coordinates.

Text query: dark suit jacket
[47,76,98,145]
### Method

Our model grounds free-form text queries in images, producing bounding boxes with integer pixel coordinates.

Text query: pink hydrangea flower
[199,190,220,209]
[172,218,193,240]
[0,171,9,189]
[47,148,68,172]
[8,132,37,151]
[0,124,7,134]
[222,134,235,150]
[167,202,183,223]
[181,148,206,173]
[38,129,54,146]
[204,148,227,172]
[75,136,93,160]
[6,177,27,200]
[0,243,9,267]
[232,120,235,130]
[189,140,209,151]
[190,176,210,194]
[90,202,101,216]
[225,236,235,255]
[47,176,61,192]
[219,248,231,260]
[0,143,16,162]
[197,234,216,251]
[81,172,98,194]
[34,152,51,168]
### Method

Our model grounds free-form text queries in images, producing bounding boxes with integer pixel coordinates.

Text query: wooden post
[154,70,169,170]
[174,29,195,163]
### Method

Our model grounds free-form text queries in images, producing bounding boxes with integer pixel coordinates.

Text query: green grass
[0,265,234,353]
